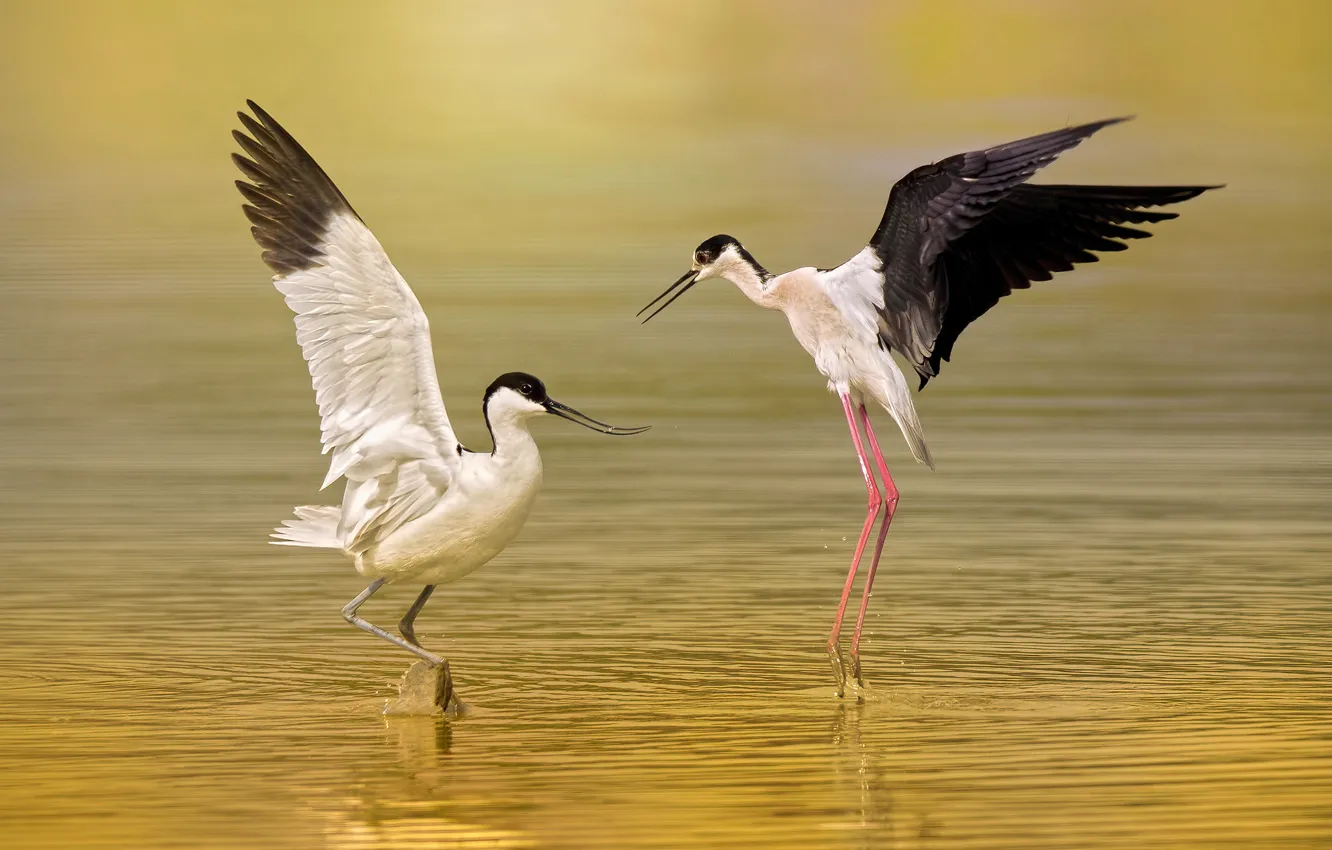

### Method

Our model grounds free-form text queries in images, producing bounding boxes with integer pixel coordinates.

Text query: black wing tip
[232,99,359,276]
[1126,184,1225,208]
[1020,183,1222,212]
[1139,183,1224,199]
[1168,184,1225,204]
[242,99,281,130]
[1021,115,1132,147]
[1078,115,1133,133]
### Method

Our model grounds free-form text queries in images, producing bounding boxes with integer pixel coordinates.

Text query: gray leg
[399,585,436,647]
[342,579,445,667]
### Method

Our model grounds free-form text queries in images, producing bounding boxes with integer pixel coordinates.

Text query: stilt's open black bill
[638,270,699,323]
[545,399,650,435]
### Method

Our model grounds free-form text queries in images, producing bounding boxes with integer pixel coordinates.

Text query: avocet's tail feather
[271,505,343,548]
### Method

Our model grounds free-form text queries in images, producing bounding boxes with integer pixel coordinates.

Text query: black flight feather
[231,100,360,276]
[863,118,1219,387]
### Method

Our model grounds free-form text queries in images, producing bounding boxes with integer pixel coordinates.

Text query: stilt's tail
[271,505,343,548]
[891,402,934,470]
[876,352,936,470]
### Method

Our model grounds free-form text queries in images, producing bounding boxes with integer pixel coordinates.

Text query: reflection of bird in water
[830,702,942,846]
[332,718,532,850]
[231,101,648,685]
[830,703,888,844]
[385,715,453,777]
[323,796,534,850]
[641,118,1218,695]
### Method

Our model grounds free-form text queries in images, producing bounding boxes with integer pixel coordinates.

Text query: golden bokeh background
[1,2,1328,848]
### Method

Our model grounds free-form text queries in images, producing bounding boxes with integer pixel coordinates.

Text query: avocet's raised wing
[232,100,458,518]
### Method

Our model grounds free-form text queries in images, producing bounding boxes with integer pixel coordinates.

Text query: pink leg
[827,393,882,696]
[849,405,900,686]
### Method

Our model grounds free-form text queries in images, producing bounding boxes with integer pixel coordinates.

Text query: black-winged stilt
[640,117,1218,696]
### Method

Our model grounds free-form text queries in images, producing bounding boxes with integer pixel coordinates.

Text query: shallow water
[2,2,1331,848]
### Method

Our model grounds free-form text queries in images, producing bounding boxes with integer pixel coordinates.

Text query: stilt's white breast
[767,266,882,394]
[767,263,934,466]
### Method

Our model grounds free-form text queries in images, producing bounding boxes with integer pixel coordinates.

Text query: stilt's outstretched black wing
[845,118,1218,387]
[923,183,1215,385]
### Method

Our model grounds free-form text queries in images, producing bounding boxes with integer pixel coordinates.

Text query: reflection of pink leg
[850,405,899,686]
[827,394,882,696]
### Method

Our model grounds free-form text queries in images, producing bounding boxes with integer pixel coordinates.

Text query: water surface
[1,2,1330,848]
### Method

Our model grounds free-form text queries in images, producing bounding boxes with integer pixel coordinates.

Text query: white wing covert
[276,214,455,487]
[818,246,887,345]
[233,101,458,549]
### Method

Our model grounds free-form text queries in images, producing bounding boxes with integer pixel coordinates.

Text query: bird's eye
[694,252,707,265]
[520,384,533,395]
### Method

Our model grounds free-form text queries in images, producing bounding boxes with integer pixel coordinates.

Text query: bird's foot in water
[827,640,851,698]
[849,655,868,698]
[828,640,873,700]
[384,659,461,716]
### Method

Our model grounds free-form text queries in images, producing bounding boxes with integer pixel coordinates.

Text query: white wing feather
[275,213,458,489]
[275,214,460,553]
[819,247,935,468]
[233,101,460,553]
[818,246,886,343]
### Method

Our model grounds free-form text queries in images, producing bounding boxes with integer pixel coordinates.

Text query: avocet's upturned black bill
[485,372,648,436]
[232,101,648,696]
[641,117,1219,697]
[546,400,651,435]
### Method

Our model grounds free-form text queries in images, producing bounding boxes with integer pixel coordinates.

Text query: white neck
[482,388,546,461]
[486,412,540,462]
[712,246,778,310]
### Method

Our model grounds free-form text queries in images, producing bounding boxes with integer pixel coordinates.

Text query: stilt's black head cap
[693,234,741,265]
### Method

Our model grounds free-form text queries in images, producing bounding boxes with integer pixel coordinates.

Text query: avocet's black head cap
[483,371,650,436]
[484,371,548,405]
